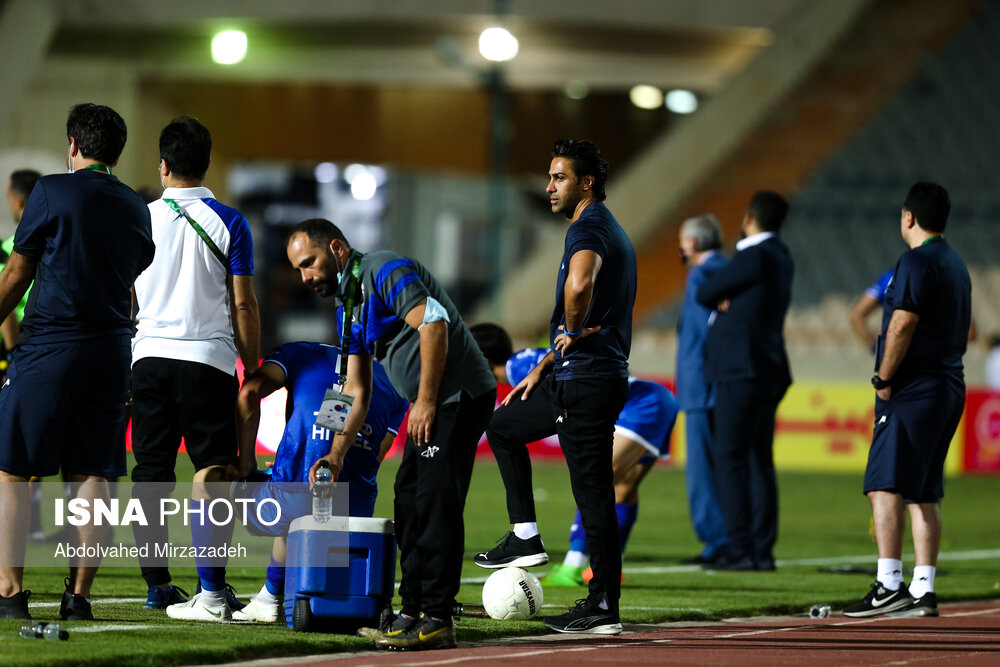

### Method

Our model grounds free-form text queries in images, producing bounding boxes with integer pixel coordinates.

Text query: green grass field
[1,457,998,666]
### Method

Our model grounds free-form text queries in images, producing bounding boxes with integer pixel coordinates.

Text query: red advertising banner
[963,389,1000,474]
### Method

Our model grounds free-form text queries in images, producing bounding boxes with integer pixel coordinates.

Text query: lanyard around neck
[338,251,363,385]
[84,164,112,175]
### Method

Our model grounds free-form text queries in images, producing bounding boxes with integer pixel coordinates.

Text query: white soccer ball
[481,567,544,620]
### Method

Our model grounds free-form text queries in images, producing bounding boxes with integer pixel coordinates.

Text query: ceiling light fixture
[211,30,247,65]
[665,89,698,114]
[629,85,663,110]
[479,26,519,62]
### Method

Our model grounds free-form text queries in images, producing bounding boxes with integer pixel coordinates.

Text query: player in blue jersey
[849,268,894,352]
[227,341,408,622]
[470,324,678,587]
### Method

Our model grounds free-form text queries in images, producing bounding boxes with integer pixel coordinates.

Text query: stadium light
[351,172,377,201]
[666,89,698,114]
[479,26,519,62]
[314,162,338,184]
[211,30,247,65]
[564,80,589,100]
[343,163,367,184]
[629,85,663,110]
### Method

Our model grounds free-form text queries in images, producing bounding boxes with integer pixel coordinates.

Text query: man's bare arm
[229,274,262,377]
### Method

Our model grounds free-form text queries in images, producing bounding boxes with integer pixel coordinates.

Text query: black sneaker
[905,592,939,617]
[375,613,457,651]
[843,581,914,617]
[358,609,419,641]
[543,598,622,635]
[474,531,548,569]
[0,590,31,619]
[60,579,94,621]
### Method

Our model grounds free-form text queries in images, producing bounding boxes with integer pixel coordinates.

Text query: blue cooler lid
[289,516,394,535]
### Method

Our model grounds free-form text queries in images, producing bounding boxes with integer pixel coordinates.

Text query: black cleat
[843,581,914,617]
[474,531,548,569]
[703,556,757,572]
[144,584,190,610]
[0,590,31,619]
[60,579,94,621]
[373,613,457,651]
[543,598,622,635]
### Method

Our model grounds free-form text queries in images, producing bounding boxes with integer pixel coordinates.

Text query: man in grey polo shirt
[286,218,495,651]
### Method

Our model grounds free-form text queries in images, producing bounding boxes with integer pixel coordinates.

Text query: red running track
[236,600,1000,667]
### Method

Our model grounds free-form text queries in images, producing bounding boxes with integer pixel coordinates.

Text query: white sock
[199,588,226,608]
[563,550,588,568]
[513,522,539,540]
[256,584,279,604]
[909,565,936,598]
[876,558,904,591]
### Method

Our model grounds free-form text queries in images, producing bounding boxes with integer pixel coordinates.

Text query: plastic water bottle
[313,461,333,523]
[42,623,69,641]
[19,622,44,639]
[809,604,831,619]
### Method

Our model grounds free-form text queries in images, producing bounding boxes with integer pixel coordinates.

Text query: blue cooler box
[284,515,396,632]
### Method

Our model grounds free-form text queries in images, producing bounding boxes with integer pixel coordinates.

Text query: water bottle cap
[318,460,330,469]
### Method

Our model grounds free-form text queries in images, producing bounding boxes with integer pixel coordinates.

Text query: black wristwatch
[871,374,891,390]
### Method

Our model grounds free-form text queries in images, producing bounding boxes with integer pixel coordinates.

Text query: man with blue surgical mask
[285,219,496,651]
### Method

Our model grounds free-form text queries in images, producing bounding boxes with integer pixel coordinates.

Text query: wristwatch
[871,374,891,390]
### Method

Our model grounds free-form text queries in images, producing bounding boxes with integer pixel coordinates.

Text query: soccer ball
[481,567,544,620]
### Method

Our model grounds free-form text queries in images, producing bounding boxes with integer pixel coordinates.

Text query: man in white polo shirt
[130,116,260,619]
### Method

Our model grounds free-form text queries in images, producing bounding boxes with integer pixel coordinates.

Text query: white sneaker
[166,592,232,622]
[232,595,282,623]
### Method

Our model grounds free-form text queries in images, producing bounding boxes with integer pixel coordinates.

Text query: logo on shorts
[420,445,440,459]
[878,415,887,425]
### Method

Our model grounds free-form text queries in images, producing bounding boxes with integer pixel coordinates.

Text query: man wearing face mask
[695,191,793,572]
[130,116,260,618]
[675,214,729,565]
[285,218,495,651]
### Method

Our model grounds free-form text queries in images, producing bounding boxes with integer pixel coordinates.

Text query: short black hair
[468,323,514,367]
[66,103,127,165]
[159,116,212,181]
[748,190,789,232]
[552,139,608,201]
[9,169,41,200]
[287,218,351,249]
[903,181,950,233]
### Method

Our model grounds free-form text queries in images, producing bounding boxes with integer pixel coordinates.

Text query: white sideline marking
[458,547,1000,584]
[69,624,158,633]
[31,597,145,608]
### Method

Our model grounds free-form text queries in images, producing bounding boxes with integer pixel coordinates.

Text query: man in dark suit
[696,191,793,571]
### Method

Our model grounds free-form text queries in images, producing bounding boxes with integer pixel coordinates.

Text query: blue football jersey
[505,348,550,387]
[507,348,677,459]
[617,377,678,460]
[864,268,894,304]
[264,342,408,493]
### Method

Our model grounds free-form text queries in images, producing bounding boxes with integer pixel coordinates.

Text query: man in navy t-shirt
[844,182,971,619]
[475,140,636,636]
[0,104,154,621]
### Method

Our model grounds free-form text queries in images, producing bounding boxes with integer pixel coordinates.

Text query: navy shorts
[0,337,130,478]
[863,375,965,503]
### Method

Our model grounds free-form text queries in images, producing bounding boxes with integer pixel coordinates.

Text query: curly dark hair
[66,103,127,165]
